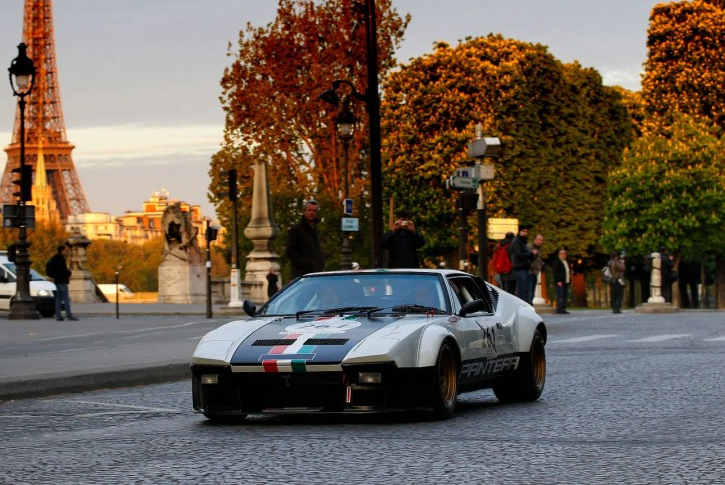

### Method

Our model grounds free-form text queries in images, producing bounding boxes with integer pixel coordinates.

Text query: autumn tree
[212,0,408,276]
[86,238,164,291]
[642,0,725,127]
[602,114,725,259]
[381,35,633,262]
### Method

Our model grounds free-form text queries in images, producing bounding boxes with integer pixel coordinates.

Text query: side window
[448,276,493,314]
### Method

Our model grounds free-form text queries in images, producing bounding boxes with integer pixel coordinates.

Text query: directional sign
[446,176,479,190]
[341,217,359,231]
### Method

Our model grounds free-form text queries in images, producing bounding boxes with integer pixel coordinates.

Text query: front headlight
[36,289,53,297]
[358,372,382,384]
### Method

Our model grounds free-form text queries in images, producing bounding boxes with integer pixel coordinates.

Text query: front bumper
[191,363,435,416]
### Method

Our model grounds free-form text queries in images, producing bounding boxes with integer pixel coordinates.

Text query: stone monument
[158,202,205,303]
[66,228,100,302]
[242,157,281,304]
[636,252,678,313]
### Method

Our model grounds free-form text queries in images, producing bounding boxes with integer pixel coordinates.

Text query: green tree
[601,114,725,259]
[381,35,633,262]
[642,0,725,127]
[212,0,408,276]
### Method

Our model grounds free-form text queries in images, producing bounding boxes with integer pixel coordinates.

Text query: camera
[401,221,409,228]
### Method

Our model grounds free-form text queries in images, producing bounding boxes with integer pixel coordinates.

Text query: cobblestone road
[1,311,723,484]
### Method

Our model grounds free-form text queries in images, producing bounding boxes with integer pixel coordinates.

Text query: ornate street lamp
[319,0,382,267]
[7,43,40,319]
[335,100,356,270]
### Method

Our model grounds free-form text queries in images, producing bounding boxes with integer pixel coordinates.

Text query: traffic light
[227,168,237,202]
[205,226,218,242]
[12,165,32,202]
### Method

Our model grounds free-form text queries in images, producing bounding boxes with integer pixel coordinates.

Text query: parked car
[0,252,57,318]
[191,269,547,421]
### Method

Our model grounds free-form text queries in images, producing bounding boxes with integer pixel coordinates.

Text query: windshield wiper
[390,304,447,315]
[296,306,383,320]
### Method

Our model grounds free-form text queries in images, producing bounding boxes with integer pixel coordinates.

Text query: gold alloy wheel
[438,344,457,404]
[531,336,546,390]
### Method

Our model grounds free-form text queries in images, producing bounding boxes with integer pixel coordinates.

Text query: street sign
[446,176,479,190]
[456,164,495,181]
[343,198,353,215]
[488,217,518,239]
[341,217,359,231]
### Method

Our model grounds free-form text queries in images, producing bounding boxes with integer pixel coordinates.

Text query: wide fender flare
[514,304,547,353]
[417,325,459,368]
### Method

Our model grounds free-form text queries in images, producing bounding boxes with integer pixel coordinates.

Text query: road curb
[0,363,192,402]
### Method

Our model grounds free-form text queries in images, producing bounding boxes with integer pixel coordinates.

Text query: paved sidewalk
[0,302,247,402]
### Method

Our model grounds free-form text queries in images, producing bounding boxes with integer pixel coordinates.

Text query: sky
[0,0,657,219]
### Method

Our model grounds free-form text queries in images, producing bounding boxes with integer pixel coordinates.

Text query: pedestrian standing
[608,252,626,313]
[381,211,425,268]
[266,267,279,299]
[551,247,570,314]
[286,200,325,279]
[511,225,538,303]
[45,245,78,321]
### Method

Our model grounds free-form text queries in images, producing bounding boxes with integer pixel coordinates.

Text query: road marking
[552,335,619,343]
[704,336,725,341]
[628,334,691,342]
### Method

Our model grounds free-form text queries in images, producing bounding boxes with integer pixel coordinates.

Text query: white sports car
[191,269,546,420]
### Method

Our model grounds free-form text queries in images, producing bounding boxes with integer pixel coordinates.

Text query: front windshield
[259,273,450,316]
[2,263,47,281]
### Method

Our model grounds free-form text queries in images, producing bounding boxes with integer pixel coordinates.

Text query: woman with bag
[608,252,627,314]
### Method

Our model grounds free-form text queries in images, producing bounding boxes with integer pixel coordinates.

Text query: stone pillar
[533,272,555,314]
[66,228,100,302]
[243,157,281,305]
[636,252,677,313]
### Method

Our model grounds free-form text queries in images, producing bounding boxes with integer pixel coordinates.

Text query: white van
[0,252,57,317]
[97,284,134,301]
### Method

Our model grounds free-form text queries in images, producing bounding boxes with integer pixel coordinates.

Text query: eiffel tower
[1,0,90,221]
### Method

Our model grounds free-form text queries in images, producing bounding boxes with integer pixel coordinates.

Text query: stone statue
[158,202,205,303]
[161,202,202,265]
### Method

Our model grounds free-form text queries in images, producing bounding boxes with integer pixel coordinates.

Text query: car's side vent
[252,339,297,346]
[489,287,500,311]
[304,338,349,345]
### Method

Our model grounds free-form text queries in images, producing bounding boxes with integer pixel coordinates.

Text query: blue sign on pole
[344,198,353,215]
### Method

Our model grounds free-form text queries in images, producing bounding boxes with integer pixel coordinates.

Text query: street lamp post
[7,43,40,320]
[319,0,382,267]
[335,99,356,270]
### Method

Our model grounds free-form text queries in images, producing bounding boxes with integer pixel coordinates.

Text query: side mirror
[459,299,486,317]
[0,272,7,283]
[242,300,257,317]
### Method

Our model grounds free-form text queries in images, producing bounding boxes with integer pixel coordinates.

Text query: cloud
[68,124,224,167]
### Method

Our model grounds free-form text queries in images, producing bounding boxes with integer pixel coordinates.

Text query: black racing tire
[39,309,55,318]
[430,340,459,420]
[493,329,546,403]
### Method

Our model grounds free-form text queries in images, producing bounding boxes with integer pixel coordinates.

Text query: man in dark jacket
[551,247,571,314]
[286,200,325,278]
[381,211,425,268]
[511,224,538,303]
[46,245,77,321]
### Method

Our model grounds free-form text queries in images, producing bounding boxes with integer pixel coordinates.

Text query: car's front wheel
[430,340,458,419]
[493,329,546,403]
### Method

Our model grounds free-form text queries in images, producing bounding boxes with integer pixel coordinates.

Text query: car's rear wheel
[431,340,458,419]
[493,329,546,403]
